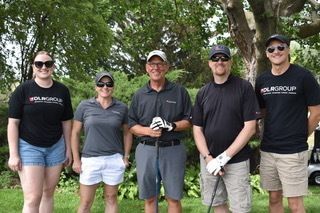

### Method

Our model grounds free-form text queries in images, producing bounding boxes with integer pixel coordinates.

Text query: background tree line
[0,0,319,94]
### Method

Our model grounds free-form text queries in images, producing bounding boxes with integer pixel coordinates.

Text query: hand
[216,151,231,168]
[206,151,231,175]
[150,117,175,131]
[64,147,73,167]
[206,158,221,175]
[8,155,22,172]
[72,159,82,174]
[123,157,130,168]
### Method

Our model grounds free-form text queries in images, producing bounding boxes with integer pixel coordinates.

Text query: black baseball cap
[95,72,114,83]
[265,34,290,47]
[209,45,231,59]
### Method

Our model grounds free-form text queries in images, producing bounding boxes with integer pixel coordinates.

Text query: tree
[1,0,113,83]
[211,0,320,84]
[105,0,218,87]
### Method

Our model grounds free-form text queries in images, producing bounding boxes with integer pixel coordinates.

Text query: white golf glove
[150,117,175,131]
[206,151,231,175]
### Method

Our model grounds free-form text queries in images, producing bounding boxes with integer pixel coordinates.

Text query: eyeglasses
[34,61,54,69]
[266,45,287,53]
[96,81,114,88]
[211,56,229,62]
[147,62,167,68]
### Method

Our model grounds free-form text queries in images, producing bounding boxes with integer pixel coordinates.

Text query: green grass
[0,186,319,212]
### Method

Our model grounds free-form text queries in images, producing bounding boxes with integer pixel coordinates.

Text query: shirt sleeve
[61,87,74,121]
[8,84,24,119]
[243,81,261,121]
[74,101,86,122]
[191,88,204,126]
[303,71,320,106]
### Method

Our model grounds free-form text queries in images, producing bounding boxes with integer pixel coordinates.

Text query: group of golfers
[7,34,320,213]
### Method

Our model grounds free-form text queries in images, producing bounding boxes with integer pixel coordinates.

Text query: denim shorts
[19,137,66,167]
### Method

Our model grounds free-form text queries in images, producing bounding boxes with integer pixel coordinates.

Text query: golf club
[207,173,221,213]
[155,136,160,213]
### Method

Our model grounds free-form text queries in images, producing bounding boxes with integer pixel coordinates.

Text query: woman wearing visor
[71,71,132,213]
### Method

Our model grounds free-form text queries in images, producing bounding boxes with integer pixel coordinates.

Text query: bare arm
[71,120,83,173]
[224,120,256,158]
[122,124,133,167]
[7,118,21,171]
[308,105,320,136]
[62,119,73,167]
[193,125,212,163]
[173,119,191,131]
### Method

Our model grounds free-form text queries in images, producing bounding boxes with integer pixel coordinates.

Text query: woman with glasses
[255,34,320,212]
[71,71,132,213]
[7,50,73,213]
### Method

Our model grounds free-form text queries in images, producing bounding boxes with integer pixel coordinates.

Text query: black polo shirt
[128,79,192,142]
[192,75,260,163]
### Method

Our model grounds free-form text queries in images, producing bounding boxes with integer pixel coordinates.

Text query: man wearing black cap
[255,34,320,212]
[193,44,260,213]
[128,50,192,212]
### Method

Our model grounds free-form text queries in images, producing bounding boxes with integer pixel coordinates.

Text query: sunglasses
[96,81,114,88]
[34,61,54,69]
[266,45,286,53]
[211,56,229,62]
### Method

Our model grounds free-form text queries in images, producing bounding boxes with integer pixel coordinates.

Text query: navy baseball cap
[95,71,114,83]
[209,45,231,59]
[265,34,290,47]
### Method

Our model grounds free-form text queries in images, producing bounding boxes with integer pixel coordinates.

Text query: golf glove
[150,117,175,131]
[206,158,221,175]
[216,151,231,167]
[206,151,231,175]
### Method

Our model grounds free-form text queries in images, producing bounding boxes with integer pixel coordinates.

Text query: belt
[140,139,180,147]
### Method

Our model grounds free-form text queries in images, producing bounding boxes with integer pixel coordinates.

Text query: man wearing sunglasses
[193,45,260,213]
[255,34,320,213]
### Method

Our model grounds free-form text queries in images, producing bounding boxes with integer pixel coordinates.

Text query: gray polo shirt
[128,79,192,142]
[74,97,128,157]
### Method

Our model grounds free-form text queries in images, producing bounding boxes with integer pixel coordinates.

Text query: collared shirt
[128,79,192,142]
[74,97,128,157]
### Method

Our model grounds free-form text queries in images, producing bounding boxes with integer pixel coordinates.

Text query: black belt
[140,139,180,147]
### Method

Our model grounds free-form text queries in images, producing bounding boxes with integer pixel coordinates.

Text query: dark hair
[32,50,54,63]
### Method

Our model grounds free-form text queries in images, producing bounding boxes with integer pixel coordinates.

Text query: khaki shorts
[260,150,308,197]
[200,156,251,213]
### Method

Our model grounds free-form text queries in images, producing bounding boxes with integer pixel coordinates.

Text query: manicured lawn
[0,186,319,212]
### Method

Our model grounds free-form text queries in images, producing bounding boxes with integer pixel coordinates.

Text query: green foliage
[0,103,8,146]
[184,165,200,198]
[57,169,79,193]
[250,174,266,195]
[0,170,19,189]
[0,146,9,172]
[118,163,139,200]
[2,0,113,83]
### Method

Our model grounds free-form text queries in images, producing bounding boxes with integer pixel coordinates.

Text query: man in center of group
[128,50,192,213]
[193,45,260,213]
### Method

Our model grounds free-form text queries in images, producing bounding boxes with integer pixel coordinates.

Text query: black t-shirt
[128,79,192,142]
[192,75,260,163]
[8,80,74,147]
[255,64,320,154]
